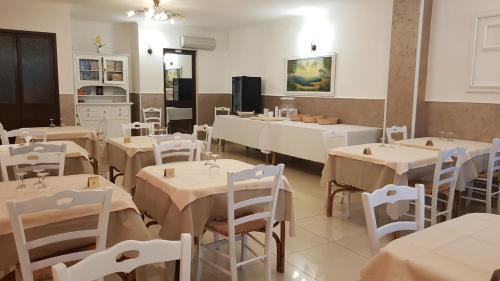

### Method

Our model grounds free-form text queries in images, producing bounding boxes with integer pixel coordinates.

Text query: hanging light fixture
[127,0,184,23]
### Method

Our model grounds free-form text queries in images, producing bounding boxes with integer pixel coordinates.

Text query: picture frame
[165,67,182,89]
[285,54,336,96]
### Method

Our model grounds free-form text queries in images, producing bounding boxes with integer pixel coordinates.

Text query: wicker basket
[317,117,339,125]
[291,114,310,122]
[302,115,324,123]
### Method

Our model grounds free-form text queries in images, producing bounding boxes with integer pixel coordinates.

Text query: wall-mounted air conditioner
[180,36,216,50]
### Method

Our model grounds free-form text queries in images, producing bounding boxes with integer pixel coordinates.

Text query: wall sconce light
[311,43,317,52]
[147,45,153,55]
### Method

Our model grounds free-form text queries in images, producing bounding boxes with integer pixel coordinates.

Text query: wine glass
[37,172,50,191]
[379,137,386,148]
[33,168,45,186]
[15,172,28,190]
[49,119,55,128]
[446,132,454,141]
[209,153,220,170]
[60,118,65,127]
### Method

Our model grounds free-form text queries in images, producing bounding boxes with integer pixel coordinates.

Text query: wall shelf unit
[74,54,131,138]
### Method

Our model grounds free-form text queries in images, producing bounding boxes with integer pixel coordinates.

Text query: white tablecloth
[166,107,192,124]
[213,115,382,163]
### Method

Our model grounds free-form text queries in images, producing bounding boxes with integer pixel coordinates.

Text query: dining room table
[19,126,101,173]
[320,142,480,217]
[0,141,94,180]
[360,213,500,281]
[133,158,296,273]
[105,135,203,191]
[0,174,150,272]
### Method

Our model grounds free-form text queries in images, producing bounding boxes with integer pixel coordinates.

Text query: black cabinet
[232,76,261,113]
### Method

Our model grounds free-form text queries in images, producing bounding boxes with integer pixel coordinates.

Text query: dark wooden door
[0,30,59,130]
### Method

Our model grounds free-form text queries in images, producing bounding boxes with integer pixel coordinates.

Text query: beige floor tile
[296,215,367,241]
[287,242,368,281]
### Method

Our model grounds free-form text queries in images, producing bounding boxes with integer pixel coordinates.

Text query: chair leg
[240,234,247,263]
[345,192,351,218]
[196,245,203,281]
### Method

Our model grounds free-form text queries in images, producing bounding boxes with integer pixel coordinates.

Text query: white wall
[0,0,73,95]
[137,22,229,94]
[426,0,500,103]
[71,19,136,90]
[227,0,393,99]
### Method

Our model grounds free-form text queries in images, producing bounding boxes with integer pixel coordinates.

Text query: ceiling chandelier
[127,0,185,24]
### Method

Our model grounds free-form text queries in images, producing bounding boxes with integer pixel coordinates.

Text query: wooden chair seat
[206,219,267,236]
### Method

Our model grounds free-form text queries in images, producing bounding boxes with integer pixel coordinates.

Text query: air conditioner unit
[180,36,216,50]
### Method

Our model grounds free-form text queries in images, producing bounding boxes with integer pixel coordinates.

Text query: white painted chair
[462,138,500,213]
[411,147,465,225]
[0,128,48,145]
[193,124,214,155]
[121,122,153,137]
[321,130,353,217]
[152,140,198,165]
[142,107,162,129]
[9,142,67,156]
[386,126,408,144]
[362,184,425,255]
[197,164,285,281]
[51,234,192,281]
[7,188,112,281]
[214,107,230,149]
[0,152,66,181]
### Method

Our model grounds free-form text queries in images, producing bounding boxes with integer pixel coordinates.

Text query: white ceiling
[46,0,351,29]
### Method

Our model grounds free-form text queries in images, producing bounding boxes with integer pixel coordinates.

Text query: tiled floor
[138,143,374,281]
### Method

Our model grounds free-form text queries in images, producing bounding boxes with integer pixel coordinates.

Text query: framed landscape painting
[286,54,336,96]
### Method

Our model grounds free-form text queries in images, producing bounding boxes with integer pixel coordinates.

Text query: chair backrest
[51,234,191,281]
[386,126,407,144]
[214,106,230,119]
[152,140,198,165]
[226,164,284,263]
[153,132,195,143]
[121,122,153,137]
[362,184,424,255]
[487,138,500,187]
[429,146,466,225]
[143,107,162,129]
[1,128,48,145]
[7,188,113,281]
[321,130,346,160]
[0,152,66,181]
[193,124,214,155]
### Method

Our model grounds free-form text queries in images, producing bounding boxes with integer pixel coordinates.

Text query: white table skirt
[166,107,192,124]
[213,115,382,163]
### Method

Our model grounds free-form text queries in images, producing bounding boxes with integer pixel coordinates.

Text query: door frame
[0,29,60,129]
[163,48,197,129]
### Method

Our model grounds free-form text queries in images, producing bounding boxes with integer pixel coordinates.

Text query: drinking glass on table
[15,172,28,190]
[37,172,50,191]
[49,119,56,128]
[379,137,386,148]
[446,132,454,141]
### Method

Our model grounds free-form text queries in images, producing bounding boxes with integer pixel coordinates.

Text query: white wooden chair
[51,234,191,281]
[142,107,162,129]
[362,184,425,255]
[462,138,500,213]
[7,188,113,281]
[9,143,67,156]
[193,124,214,155]
[121,122,153,137]
[152,140,198,165]
[386,126,407,144]
[0,152,66,181]
[214,107,230,149]
[0,128,48,145]
[197,164,285,281]
[411,147,465,225]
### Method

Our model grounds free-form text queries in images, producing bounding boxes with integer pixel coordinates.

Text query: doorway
[163,49,196,133]
[0,29,60,130]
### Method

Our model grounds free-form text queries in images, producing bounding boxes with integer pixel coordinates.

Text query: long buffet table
[213,115,382,163]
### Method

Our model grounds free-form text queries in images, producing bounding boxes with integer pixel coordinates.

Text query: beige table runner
[396,137,491,158]
[22,127,100,159]
[328,143,439,175]
[361,213,500,281]
[134,159,295,240]
[0,141,94,177]
[0,174,138,235]
[136,159,293,210]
